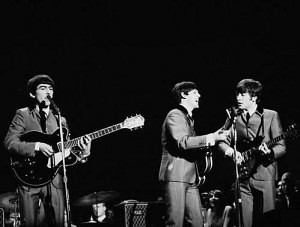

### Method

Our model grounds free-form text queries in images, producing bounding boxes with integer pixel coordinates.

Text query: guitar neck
[266,133,285,148]
[61,123,124,149]
[242,133,285,160]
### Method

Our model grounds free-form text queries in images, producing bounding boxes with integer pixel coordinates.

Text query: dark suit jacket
[4,106,68,188]
[159,105,210,184]
[218,108,286,213]
[218,108,286,181]
[4,106,67,157]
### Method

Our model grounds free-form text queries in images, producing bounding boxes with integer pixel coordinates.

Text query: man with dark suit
[218,78,287,227]
[159,81,229,227]
[4,74,92,227]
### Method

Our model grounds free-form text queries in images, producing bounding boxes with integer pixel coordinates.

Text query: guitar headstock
[122,114,145,130]
[286,123,300,139]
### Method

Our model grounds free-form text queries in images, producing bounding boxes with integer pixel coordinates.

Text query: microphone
[226,106,242,119]
[47,95,61,114]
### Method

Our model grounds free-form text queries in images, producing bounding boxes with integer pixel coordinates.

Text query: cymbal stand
[232,115,244,227]
[12,188,21,227]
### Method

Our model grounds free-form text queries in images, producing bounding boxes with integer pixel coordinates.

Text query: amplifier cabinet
[114,201,164,227]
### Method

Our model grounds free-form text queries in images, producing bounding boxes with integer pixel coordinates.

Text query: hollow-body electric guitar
[10,115,145,187]
[196,110,236,185]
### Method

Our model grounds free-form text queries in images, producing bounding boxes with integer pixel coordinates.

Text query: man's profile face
[236,92,257,110]
[183,89,201,110]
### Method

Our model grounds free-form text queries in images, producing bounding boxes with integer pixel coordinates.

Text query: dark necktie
[187,115,194,126]
[246,112,251,122]
[187,115,196,136]
[40,111,47,133]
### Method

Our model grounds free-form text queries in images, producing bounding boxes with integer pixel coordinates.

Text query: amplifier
[0,207,4,227]
[114,201,164,227]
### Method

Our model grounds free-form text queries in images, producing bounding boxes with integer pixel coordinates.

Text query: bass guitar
[10,114,145,187]
[197,109,236,185]
[238,123,299,181]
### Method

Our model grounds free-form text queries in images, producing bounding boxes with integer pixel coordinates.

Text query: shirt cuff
[206,133,215,146]
[35,142,40,151]
[225,147,234,157]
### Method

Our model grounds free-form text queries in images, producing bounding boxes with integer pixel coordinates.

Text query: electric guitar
[10,114,145,187]
[197,112,235,185]
[238,124,299,181]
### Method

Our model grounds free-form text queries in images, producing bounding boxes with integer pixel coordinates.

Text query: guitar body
[196,148,213,185]
[196,114,236,185]
[238,156,257,181]
[10,128,78,187]
[9,114,145,187]
[237,136,264,181]
[236,124,299,181]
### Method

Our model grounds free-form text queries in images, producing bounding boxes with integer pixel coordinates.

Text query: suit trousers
[18,174,65,227]
[163,181,203,227]
[237,178,276,227]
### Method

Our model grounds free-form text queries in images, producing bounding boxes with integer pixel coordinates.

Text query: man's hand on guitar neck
[259,142,275,166]
[258,142,271,154]
[224,147,243,164]
[77,135,92,158]
[35,142,54,157]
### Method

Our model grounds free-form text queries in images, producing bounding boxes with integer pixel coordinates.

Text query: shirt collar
[36,105,50,117]
[243,105,264,119]
[178,104,193,117]
[177,105,192,117]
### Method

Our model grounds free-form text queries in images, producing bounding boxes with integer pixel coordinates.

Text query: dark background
[0,0,299,205]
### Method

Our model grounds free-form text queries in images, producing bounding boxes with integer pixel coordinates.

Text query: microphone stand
[49,96,72,227]
[232,115,244,227]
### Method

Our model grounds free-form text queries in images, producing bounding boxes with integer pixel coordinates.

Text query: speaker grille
[114,202,164,227]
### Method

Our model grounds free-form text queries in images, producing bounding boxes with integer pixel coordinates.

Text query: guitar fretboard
[266,133,285,148]
[58,123,123,149]
[242,133,287,162]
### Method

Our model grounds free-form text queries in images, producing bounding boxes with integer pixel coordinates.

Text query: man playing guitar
[218,78,287,227]
[4,74,92,227]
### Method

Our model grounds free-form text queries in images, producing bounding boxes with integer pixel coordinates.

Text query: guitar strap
[255,109,264,139]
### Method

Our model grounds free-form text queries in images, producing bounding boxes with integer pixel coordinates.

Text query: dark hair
[27,74,55,95]
[208,189,226,212]
[282,172,296,188]
[209,189,223,200]
[235,78,263,104]
[171,81,197,104]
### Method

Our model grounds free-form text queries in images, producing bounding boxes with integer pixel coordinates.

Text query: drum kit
[73,191,120,207]
[0,191,20,227]
[0,190,120,226]
[71,191,120,226]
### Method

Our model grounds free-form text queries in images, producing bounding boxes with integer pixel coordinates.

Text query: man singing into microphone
[218,78,286,227]
[4,74,92,227]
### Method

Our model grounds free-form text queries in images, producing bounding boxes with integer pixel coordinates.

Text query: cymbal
[73,191,120,207]
[0,192,18,211]
[80,220,97,224]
